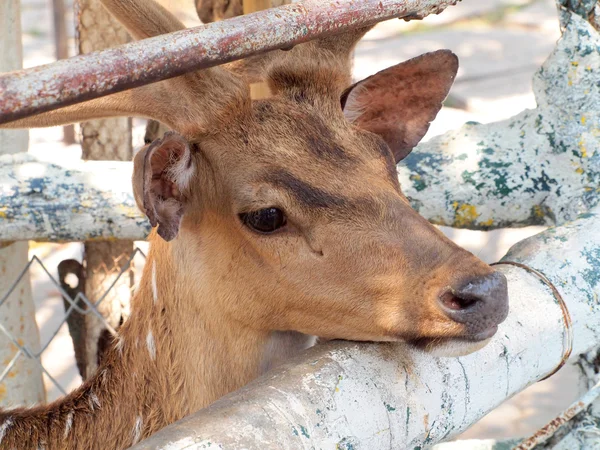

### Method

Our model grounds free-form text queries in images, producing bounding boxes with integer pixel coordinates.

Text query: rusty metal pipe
[0,0,459,124]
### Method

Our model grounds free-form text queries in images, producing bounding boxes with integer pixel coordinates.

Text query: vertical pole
[76,0,134,378]
[0,0,45,407]
[52,0,76,144]
[242,0,289,99]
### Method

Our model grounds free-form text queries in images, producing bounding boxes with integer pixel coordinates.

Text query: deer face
[132,47,508,357]
[5,6,507,357]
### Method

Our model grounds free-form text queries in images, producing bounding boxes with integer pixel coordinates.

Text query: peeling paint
[400,14,600,230]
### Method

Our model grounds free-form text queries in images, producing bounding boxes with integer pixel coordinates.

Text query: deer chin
[422,337,492,358]
[413,325,499,358]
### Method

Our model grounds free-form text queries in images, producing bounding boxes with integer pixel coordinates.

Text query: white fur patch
[90,392,101,410]
[169,151,194,191]
[260,332,316,375]
[115,335,125,355]
[132,416,143,445]
[0,417,13,443]
[151,261,158,305]
[146,330,156,361]
[64,411,74,439]
[342,83,369,123]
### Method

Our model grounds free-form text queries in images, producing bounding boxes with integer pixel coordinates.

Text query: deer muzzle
[438,271,509,340]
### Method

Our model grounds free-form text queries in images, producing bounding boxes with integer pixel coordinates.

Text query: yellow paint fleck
[7,370,16,379]
[571,61,579,67]
[576,167,585,175]
[532,205,545,219]
[579,139,588,158]
[410,174,421,181]
[17,338,24,346]
[0,207,7,219]
[335,387,340,392]
[117,204,141,218]
[481,218,494,227]
[581,116,587,125]
[452,202,479,227]
[0,384,5,400]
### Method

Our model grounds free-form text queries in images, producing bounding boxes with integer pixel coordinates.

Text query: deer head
[6,0,508,357]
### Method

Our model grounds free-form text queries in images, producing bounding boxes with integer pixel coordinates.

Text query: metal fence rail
[0,247,145,397]
[0,0,459,124]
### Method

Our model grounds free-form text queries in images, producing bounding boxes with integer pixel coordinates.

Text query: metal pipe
[0,0,459,124]
[132,207,600,449]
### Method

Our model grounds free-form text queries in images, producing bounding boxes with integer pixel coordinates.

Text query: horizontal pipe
[0,153,148,242]
[0,0,459,124]
[133,207,600,449]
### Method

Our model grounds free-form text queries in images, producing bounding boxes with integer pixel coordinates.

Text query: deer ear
[341,50,458,163]
[132,132,195,242]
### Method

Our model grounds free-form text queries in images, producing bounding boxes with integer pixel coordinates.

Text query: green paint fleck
[292,426,299,436]
[581,247,600,288]
[337,437,357,450]
[300,425,310,438]
[410,174,427,192]
[384,402,396,412]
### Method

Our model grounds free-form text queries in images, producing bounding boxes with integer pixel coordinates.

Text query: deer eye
[240,208,287,233]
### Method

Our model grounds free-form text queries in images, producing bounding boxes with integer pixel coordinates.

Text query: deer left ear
[341,50,458,163]
[132,132,195,242]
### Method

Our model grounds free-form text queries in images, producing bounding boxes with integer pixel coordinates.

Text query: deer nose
[438,271,509,339]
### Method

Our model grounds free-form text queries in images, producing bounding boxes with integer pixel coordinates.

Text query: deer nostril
[438,271,509,330]
[439,290,478,311]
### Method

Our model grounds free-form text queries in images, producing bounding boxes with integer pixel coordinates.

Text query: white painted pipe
[0,153,148,242]
[400,13,600,230]
[132,206,600,449]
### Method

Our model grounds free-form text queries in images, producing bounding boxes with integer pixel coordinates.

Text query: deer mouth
[409,323,500,357]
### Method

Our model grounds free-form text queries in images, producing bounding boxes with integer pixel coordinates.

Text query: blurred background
[12,0,580,442]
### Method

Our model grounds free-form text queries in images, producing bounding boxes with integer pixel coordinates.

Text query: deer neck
[0,233,314,449]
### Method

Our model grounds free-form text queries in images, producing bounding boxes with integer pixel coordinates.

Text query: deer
[0,0,509,448]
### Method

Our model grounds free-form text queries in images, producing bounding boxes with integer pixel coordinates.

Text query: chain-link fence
[0,244,147,402]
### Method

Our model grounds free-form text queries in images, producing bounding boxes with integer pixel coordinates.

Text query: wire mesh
[0,246,146,398]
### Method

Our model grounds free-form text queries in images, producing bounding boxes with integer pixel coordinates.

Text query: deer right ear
[132,132,195,242]
[341,50,459,163]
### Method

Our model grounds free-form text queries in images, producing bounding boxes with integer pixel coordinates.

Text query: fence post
[0,0,45,407]
[75,0,134,379]
[52,0,76,145]
[242,0,289,99]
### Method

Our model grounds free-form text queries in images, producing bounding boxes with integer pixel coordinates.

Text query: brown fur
[0,1,505,448]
